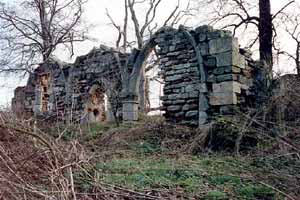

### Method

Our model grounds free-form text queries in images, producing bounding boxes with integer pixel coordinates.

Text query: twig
[259,181,297,200]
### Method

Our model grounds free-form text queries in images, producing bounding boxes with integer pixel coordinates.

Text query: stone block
[207,30,230,40]
[225,66,241,73]
[178,93,189,99]
[183,104,198,111]
[172,63,191,70]
[167,94,178,100]
[172,89,181,93]
[169,45,176,52]
[213,67,224,75]
[198,43,209,55]
[195,25,213,33]
[213,81,241,93]
[167,51,181,56]
[198,83,208,93]
[175,44,187,51]
[216,74,238,82]
[199,93,209,111]
[167,105,182,112]
[185,84,196,93]
[187,99,198,104]
[209,92,238,105]
[215,51,246,68]
[199,33,207,42]
[198,111,208,125]
[187,67,200,74]
[174,112,185,117]
[233,50,246,68]
[207,74,216,83]
[160,57,169,63]
[122,101,139,121]
[165,74,182,82]
[185,110,198,118]
[162,100,172,105]
[154,37,165,43]
[189,91,199,98]
[209,37,238,54]
[173,99,186,104]
[204,56,216,68]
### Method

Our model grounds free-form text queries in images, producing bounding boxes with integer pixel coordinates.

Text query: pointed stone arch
[122,26,208,125]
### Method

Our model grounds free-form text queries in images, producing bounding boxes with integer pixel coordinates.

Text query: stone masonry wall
[12,45,127,123]
[154,25,258,126]
[12,25,261,126]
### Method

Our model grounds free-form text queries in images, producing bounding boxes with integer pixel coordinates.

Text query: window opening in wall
[85,85,106,122]
[39,73,51,112]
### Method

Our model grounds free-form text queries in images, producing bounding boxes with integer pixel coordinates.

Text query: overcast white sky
[0,0,298,106]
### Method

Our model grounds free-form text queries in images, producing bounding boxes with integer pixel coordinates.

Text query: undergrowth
[1,113,299,199]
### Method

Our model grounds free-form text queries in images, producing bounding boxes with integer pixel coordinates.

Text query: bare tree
[195,0,295,76]
[107,0,194,52]
[106,0,195,112]
[0,0,88,74]
[279,12,300,75]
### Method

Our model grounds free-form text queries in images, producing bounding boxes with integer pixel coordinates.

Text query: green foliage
[58,122,134,141]
[94,157,204,193]
[135,141,163,154]
[44,117,295,199]
[252,156,300,174]
[205,191,228,200]
[80,155,282,198]
[71,152,290,199]
[236,184,276,200]
[209,175,241,185]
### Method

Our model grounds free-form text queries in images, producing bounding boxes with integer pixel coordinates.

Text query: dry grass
[0,111,300,199]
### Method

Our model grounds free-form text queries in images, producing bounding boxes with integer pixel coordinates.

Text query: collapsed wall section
[12,46,128,123]
[66,46,128,122]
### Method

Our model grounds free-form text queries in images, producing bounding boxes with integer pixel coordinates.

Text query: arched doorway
[123,26,208,125]
[145,49,165,116]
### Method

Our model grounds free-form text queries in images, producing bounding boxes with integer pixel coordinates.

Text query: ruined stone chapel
[12,25,264,126]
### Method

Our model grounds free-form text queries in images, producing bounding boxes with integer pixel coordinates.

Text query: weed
[205,190,228,200]
[209,175,241,185]
[236,184,276,200]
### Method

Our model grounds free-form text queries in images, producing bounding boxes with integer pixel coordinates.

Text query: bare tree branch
[0,0,89,74]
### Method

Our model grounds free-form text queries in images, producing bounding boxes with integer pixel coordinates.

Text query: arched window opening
[84,84,106,123]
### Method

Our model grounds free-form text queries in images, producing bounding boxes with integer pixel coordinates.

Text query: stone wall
[12,25,261,126]
[153,26,258,126]
[12,45,127,123]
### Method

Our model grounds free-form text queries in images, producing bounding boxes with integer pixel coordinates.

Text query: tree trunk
[296,42,300,76]
[259,0,273,76]
[38,0,51,62]
[139,67,147,112]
